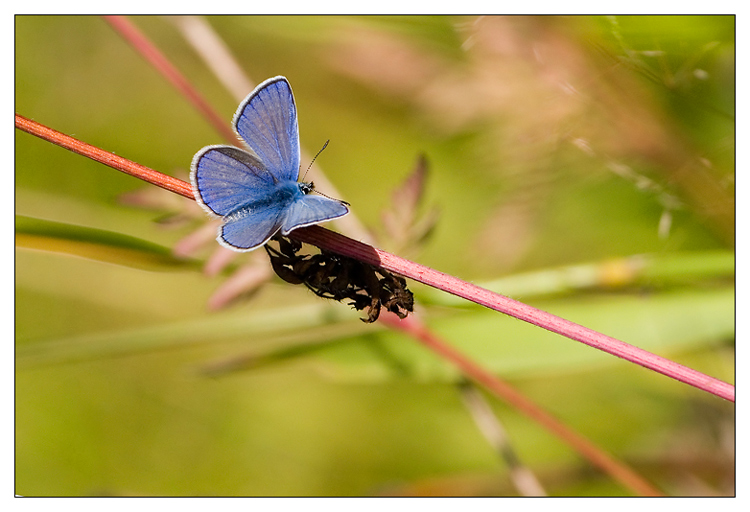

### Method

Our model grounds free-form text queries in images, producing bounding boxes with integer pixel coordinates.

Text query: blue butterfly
[191,76,349,251]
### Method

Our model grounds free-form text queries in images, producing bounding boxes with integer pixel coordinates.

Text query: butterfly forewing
[233,76,300,183]
[191,145,277,217]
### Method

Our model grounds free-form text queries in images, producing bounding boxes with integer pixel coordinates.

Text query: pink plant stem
[294,225,735,403]
[15,114,193,199]
[16,113,735,407]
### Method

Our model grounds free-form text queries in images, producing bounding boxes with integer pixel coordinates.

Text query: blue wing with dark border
[218,205,287,251]
[280,195,350,235]
[233,76,300,183]
[190,145,277,217]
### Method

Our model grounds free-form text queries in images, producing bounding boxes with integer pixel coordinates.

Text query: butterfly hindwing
[219,202,287,251]
[280,195,350,235]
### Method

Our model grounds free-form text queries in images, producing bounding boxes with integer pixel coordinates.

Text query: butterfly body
[191,76,349,251]
[222,180,306,225]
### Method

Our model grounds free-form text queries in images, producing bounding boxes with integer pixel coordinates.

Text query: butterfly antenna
[300,140,350,206]
[302,140,329,182]
[313,188,350,206]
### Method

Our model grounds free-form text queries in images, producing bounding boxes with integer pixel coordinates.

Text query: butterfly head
[299,181,315,195]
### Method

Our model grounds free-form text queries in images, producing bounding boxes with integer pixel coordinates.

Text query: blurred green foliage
[16,16,734,496]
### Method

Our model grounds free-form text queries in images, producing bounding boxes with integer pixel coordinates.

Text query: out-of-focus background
[15,16,734,496]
